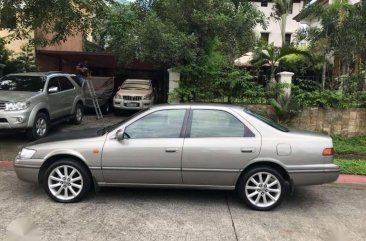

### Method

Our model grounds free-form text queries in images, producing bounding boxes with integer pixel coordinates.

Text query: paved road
[0,166,365,241]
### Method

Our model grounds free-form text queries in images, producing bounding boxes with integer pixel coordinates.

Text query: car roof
[5,71,71,77]
[150,103,245,111]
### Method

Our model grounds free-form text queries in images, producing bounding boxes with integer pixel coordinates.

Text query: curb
[1,160,366,184]
[0,161,14,167]
[336,174,366,184]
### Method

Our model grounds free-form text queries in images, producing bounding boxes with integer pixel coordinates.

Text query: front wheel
[237,166,286,211]
[43,160,91,203]
[27,112,49,140]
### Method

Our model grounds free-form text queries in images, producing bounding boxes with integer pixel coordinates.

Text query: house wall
[244,105,366,137]
[0,30,32,54]
[36,32,83,52]
[253,1,304,47]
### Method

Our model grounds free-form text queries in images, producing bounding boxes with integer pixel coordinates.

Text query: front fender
[27,102,49,128]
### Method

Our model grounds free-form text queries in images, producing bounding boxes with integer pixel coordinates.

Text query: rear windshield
[0,75,46,92]
[244,110,289,132]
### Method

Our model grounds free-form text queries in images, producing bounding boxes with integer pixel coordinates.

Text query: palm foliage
[251,43,312,83]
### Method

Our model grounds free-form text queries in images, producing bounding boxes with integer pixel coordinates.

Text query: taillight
[322,148,334,156]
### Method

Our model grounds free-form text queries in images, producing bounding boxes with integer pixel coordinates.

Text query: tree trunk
[322,52,327,89]
[280,15,288,48]
[364,58,366,90]
[271,65,276,83]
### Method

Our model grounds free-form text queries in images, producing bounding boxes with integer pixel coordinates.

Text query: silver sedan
[14,104,339,211]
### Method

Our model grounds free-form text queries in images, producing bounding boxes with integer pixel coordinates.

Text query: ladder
[84,77,103,119]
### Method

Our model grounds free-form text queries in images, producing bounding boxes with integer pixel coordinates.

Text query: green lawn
[335,159,366,176]
[332,135,366,156]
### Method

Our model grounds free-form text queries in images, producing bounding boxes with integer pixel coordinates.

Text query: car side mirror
[48,86,59,93]
[116,129,125,141]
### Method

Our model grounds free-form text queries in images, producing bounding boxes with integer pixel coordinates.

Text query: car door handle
[165,148,179,153]
[241,147,255,153]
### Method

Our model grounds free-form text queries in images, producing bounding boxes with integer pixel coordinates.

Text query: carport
[36,50,169,103]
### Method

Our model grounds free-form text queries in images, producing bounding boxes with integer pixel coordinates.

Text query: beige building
[252,0,306,46]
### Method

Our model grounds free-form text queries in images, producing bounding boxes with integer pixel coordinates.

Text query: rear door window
[58,76,74,91]
[189,109,254,138]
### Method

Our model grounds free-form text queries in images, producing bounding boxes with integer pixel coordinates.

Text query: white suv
[113,79,154,111]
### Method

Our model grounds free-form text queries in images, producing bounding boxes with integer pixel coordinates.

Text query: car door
[57,76,76,116]
[182,108,261,186]
[47,77,63,119]
[102,108,188,184]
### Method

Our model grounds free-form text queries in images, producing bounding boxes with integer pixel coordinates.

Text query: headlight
[143,94,151,100]
[18,148,36,159]
[115,94,122,99]
[5,102,29,111]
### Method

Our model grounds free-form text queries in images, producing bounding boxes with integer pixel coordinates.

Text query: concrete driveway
[0,166,365,241]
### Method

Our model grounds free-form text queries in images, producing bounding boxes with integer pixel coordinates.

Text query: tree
[271,0,292,47]
[251,42,312,83]
[298,0,366,88]
[0,0,112,45]
[99,0,265,68]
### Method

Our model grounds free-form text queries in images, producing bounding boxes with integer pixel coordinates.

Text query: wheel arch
[235,160,291,188]
[38,153,94,188]
[27,103,50,127]
[72,98,84,114]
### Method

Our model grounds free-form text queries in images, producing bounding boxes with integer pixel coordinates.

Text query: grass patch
[335,159,366,175]
[332,136,366,156]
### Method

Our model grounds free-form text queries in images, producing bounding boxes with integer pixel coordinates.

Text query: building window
[285,33,292,46]
[260,33,269,43]
[261,0,268,7]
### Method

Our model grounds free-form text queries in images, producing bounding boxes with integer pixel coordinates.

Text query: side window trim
[57,76,75,92]
[124,109,189,139]
[186,109,255,138]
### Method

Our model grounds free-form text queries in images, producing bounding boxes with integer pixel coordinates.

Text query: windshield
[0,76,46,92]
[244,110,289,132]
[121,83,150,90]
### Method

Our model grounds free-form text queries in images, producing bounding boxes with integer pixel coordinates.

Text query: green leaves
[0,0,112,46]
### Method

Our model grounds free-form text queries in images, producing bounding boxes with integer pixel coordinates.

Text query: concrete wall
[253,1,304,47]
[243,105,366,137]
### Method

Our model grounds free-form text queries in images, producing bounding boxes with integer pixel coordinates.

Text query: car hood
[116,89,151,96]
[29,127,104,146]
[0,91,39,102]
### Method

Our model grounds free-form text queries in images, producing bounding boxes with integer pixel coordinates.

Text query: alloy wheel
[244,171,281,208]
[47,165,83,201]
[36,118,47,136]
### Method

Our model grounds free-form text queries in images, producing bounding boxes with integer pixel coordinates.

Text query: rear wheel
[72,103,83,124]
[43,160,91,203]
[27,112,49,140]
[237,166,285,211]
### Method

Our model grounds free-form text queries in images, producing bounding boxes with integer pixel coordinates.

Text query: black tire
[42,159,91,203]
[102,102,112,114]
[72,103,84,125]
[237,166,286,211]
[114,109,122,116]
[27,112,49,140]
